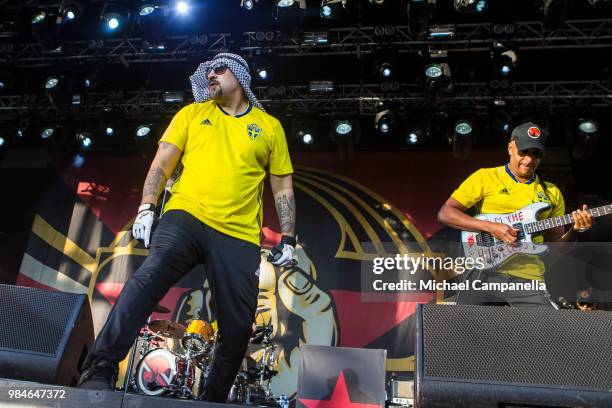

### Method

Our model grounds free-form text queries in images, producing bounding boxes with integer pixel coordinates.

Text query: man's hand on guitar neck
[484,222,520,244]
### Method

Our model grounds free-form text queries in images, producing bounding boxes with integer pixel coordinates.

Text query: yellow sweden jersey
[160,101,293,246]
[451,165,565,281]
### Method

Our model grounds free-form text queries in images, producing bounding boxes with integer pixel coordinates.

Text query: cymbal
[153,304,171,314]
[148,320,186,339]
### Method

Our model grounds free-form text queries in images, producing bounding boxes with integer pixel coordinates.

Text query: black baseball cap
[510,122,548,153]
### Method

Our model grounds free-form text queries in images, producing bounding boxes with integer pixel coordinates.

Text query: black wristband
[138,203,156,213]
[280,235,296,247]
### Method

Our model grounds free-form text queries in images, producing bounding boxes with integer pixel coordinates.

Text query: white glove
[132,204,156,248]
[267,236,297,267]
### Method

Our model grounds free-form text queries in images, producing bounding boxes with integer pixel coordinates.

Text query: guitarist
[437,122,593,307]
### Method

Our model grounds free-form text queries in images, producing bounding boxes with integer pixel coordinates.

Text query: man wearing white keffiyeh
[78,53,297,403]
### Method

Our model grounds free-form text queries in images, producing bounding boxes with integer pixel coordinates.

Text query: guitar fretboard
[524,204,612,234]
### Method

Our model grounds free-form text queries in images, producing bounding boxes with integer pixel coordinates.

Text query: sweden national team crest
[247,123,262,140]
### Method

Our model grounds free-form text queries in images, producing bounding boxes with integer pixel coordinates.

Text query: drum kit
[122,304,285,406]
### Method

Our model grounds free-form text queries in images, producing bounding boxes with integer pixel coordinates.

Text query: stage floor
[0,378,245,407]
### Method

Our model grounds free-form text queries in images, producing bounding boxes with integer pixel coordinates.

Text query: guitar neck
[524,204,612,234]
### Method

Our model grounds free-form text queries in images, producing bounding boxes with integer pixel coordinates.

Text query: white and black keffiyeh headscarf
[189,52,265,112]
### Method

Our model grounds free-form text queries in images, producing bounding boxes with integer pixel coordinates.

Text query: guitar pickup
[512,223,526,241]
[476,232,496,247]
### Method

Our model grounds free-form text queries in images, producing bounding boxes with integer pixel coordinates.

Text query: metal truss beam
[1,34,232,67]
[1,19,611,67]
[242,19,612,56]
[0,81,609,119]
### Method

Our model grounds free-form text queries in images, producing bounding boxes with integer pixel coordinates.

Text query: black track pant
[83,210,260,402]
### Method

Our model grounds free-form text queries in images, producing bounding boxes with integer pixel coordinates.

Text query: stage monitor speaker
[0,284,94,386]
[415,304,612,408]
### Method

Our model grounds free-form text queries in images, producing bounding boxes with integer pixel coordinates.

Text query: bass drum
[135,348,193,396]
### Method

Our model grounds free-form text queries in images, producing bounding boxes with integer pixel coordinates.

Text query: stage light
[45,75,73,111]
[454,120,473,136]
[495,50,517,77]
[241,0,255,10]
[298,131,314,145]
[375,104,395,135]
[77,132,93,149]
[0,81,5,91]
[335,120,352,135]
[277,0,295,6]
[60,1,84,22]
[370,0,384,4]
[105,127,114,136]
[424,62,452,104]
[31,9,61,50]
[32,11,47,25]
[45,77,59,89]
[257,68,268,80]
[379,63,392,79]
[176,1,189,14]
[454,0,487,13]
[578,119,599,134]
[139,5,156,16]
[451,119,473,158]
[41,127,55,140]
[425,64,443,78]
[320,0,347,18]
[136,124,152,138]
[406,129,423,145]
[573,118,600,159]
[100,3,129,33]
[0,137,5,147]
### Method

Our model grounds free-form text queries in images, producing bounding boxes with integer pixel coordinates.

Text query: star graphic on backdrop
[299,371,381,408]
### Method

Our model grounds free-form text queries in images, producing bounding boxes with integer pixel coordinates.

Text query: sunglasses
[208,64,228,76]
[517,149,544,159]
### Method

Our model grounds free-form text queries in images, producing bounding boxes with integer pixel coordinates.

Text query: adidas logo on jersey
[201,119,212,126]
[499,188,510,194]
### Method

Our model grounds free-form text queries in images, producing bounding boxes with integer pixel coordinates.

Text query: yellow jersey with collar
[451,165,565,281]
[159,101,293,246]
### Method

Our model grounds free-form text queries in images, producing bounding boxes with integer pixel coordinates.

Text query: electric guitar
[462,202,612,271]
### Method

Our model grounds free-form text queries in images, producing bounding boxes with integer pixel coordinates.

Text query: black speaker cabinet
[415,304,612,408]
[0,284,94,386]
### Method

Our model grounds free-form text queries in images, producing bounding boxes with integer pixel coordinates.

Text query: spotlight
[275,0,304,39]
[31,9,61,50]
[176,1,189,15]
[370,0,385,4]
[241,0,255,9]
[454,120,473,136]
[139,5,156,16]
[406,129,423,145]
[100,3,129,33]
[320,0,347,18]
[105,127,115,136]
[423,62,452,104]
[578,119,599,135]
[572,118,600,159]
[452,119,474,158]
[60,0,84,22]
[379,63,392,79]
[136,124,152,138]
[495,50,517,77]
[40,127,56,140]
[136,3,168,51]
[257,68,268,80]
[454,0,487,13]
[45,75,73,112]
[334,120,353,136]
[77,132,93,149]
[375,104,395,135]
[298,131,314,145]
